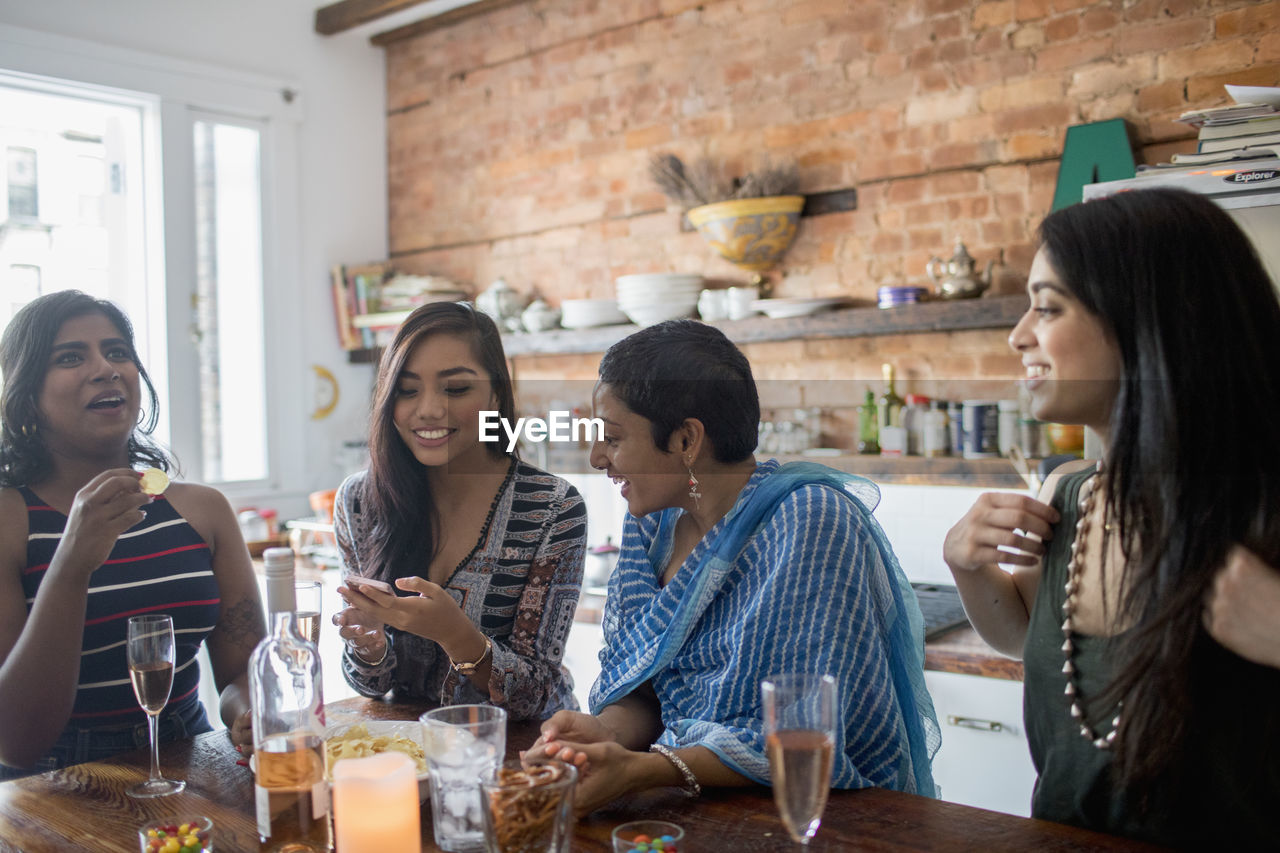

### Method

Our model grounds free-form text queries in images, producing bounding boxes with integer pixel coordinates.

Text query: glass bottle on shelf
[902,393,930,456]
[922,400,951,458]
[878,363,906,457]
[856,389,879,455]
[249,548,331,852]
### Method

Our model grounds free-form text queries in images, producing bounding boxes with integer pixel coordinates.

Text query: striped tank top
[19,486,221,730]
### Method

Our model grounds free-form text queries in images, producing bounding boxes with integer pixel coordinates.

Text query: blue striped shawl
[590,460,939,795]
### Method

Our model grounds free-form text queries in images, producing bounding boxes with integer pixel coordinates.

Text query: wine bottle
[856,389,879,455]
[878,363,905,456]
[249,548,331,852]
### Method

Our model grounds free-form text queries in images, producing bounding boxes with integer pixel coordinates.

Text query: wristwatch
[450,636,492,675]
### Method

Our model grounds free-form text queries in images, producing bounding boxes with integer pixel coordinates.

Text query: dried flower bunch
[649,153,800,209]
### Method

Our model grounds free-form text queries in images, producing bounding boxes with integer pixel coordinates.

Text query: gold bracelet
[450,636,492,676]
[648,743,701,797]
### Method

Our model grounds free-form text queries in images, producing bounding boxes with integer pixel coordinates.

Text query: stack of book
[330,262,393,351]
[1170,101,1280,167]
[330,265,471,351]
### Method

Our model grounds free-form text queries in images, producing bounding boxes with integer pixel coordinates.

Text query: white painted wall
[0,0,389,516]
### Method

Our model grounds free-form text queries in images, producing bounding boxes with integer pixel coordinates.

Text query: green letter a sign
[1051,118,1136,211]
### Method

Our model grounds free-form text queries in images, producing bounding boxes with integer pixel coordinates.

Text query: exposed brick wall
[382,0,1277,418]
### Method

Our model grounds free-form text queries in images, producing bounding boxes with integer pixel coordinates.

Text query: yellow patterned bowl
[686,195,805,272]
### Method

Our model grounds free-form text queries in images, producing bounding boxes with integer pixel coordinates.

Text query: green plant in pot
[650,153,803,296]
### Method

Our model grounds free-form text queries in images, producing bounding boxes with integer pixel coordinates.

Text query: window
[0,81,152,369]
[0,48,298,492]
[192,118,267,483]
[5,146,38,219]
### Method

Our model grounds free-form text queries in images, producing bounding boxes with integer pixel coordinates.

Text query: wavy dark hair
[1038,188,1280,817]
[362,302,516,584]
[597,319,759,462]
[0,291,168,487]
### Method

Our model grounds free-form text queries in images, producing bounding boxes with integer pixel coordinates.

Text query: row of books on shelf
[330,263,472,351]
[330,262,403,351]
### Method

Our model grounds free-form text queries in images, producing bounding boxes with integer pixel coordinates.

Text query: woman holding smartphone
[331,302,586,720]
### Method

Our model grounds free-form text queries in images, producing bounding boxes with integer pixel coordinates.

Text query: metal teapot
[476,278,527,332]
[927,238,994,299]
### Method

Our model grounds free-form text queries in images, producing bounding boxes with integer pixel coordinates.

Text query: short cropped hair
[598,319,759,462]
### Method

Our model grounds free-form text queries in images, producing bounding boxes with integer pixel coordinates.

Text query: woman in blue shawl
[535,320,938,813]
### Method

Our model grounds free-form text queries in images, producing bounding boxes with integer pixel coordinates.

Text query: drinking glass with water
[421,705,507,852]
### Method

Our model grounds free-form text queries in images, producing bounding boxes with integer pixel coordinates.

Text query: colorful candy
[142,819,209,853]
[621,833,678,853]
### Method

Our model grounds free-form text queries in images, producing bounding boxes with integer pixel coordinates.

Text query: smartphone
[344,575,394,595]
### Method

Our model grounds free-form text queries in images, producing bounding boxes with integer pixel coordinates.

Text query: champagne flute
[126,614,185,798]
[761,673,837,845]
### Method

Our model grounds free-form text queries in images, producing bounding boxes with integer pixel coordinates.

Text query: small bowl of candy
[612,820,683,853]
[138,816,212,853]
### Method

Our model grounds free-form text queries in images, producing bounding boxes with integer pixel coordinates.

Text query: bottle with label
[949,402,965,456]
[878,364,906,457]
[249,548,331,852]
[902,394,930,456]
[997,399,1020,457]
[922,400,950,458]
[856,389,879,455]
[961,400,1001,459]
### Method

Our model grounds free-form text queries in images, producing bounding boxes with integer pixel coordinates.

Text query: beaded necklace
[1061,465,1122,749]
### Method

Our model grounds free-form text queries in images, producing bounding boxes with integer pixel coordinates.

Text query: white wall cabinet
[924,670,1036,817]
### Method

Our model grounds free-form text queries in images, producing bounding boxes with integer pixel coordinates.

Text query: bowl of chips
[326,721,430,801]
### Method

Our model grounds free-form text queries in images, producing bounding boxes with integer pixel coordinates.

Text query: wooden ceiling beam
[369,0,528,45]
[314,0,433,36]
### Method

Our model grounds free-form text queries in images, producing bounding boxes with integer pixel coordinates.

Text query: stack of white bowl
[561,298,629,329]
[615,273,703,326]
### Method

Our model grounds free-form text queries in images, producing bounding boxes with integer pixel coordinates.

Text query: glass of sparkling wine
[126,614,185,798]
[761,673,837,845]
[294,581,322,645]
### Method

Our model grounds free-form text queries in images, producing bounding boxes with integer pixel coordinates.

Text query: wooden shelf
[345,293,1028,363]
[769,453,1032,488]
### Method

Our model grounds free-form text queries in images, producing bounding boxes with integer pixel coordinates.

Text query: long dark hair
[0,290,169,487]
[1038,188,1280,813]
[597,319,759,462]
[362,302,516,584]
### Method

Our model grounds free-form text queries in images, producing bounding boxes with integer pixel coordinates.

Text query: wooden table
[0,697,1164,852]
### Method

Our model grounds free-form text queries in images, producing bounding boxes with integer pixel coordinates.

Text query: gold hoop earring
[686,461,701,509]
[20,423,37,440]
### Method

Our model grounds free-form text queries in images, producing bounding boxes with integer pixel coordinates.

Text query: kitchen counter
[926,624,1023,680]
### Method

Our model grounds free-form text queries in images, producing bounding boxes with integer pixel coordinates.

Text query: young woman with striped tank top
[0,291,265,777]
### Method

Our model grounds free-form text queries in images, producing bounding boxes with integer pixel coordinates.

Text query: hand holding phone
[344,575,394,595]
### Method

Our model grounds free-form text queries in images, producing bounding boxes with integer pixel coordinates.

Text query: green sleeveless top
[1023,465,1137,835]
[1024,465,1277,847]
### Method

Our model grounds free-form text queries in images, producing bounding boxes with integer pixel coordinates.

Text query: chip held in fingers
[139,467,170,496]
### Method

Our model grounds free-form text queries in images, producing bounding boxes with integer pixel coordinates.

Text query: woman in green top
[943,188,1280,847]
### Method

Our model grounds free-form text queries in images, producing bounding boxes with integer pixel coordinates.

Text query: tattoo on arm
[209,599,267,653]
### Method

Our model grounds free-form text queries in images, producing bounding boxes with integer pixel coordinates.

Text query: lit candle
[332,752,420,853]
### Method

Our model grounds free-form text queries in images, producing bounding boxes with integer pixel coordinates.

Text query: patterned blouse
[334,460,586,720]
